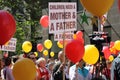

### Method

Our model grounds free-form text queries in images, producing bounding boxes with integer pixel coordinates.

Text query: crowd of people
[0,51,120,80]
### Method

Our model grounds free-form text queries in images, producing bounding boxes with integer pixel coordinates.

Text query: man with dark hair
[69,59,92,80]
[27,52,36,64]
[3,57,14,80]
[12,56,19,63]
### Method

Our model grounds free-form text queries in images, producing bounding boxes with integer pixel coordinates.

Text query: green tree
[0,0,42,54]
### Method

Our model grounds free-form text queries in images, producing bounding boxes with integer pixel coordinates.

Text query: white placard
[49,2,77,33]
[0,38,17,52]
[54,32,74,41]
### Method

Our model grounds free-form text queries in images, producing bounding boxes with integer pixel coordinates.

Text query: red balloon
[0,10,16,45]
[110,41,114,48]
[76,37,84,44]
[76,31,83,39]
[37,43,44,52]
[76,31,84,44]
[102,46,111,59]
[40,15,49,28]
[65,40,84,63]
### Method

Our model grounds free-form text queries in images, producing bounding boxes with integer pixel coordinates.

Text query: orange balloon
[12,58,37,80]
[80,0,114,17]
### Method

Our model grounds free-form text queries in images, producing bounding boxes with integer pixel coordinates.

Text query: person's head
[76,59,85,68]
[58,51,65,62]
[28,52,36,63]
[36,57,46,68]
[12,56,19,63]
[48,62,55,71]
[1,58,5,68]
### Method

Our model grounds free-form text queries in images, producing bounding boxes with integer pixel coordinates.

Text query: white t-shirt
[69,65,92,80]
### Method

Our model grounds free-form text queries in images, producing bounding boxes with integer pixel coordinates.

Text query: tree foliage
[0,0,42,54]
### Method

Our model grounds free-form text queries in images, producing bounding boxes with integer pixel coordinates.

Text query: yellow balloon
[80,0,114,17]
[34,52,38,57]
[43,50,48,56]
[44,39,52,49]
[50,51,55,57]
[109,55,114,62]
[12,58,37,80]
[114,40,120,50]
[57,41,63,48]
[22,41,32,53]
[83,45,99,64]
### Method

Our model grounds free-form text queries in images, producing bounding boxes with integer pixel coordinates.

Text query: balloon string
[62,7,66,80]
[98,17,103,32]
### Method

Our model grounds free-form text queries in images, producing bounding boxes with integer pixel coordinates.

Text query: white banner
[54,32,74,41]
[49,2,77,33]
[0,38,17,52]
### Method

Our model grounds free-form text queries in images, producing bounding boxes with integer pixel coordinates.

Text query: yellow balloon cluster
[22,41,32,53]
[83,45,99,64]
[43,50,48,56]
[44,39,52,49]
[114,40,120,50]
[12,58,37,80]
[80,0,114,17]
[50,51,55,57]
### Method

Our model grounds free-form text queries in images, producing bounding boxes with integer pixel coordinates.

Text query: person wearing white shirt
[69,59,92,80]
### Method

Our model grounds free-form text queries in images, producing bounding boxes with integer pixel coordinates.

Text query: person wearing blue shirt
[69,59,92,80]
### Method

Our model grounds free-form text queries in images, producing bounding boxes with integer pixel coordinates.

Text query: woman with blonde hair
[36,57,49,80]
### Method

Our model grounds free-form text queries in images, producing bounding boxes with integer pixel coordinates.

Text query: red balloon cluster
[0,10,16,45]
[102,46,111,60]
[39,15,49,28]
[65,40,84,63]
